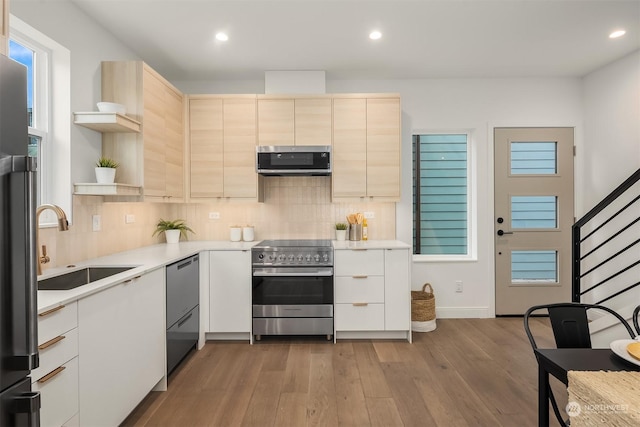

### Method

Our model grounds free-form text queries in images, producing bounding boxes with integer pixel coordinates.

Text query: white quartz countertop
[37,240,257,313]
[37,239,409,313]
[332,240,410,250]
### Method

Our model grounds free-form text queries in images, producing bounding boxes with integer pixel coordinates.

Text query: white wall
[11,0,140,185]
[12,1,637,319]
[180,77,583,318]
[580,49,640,214]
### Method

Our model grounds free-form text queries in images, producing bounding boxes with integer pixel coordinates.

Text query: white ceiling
[70,0,640,81]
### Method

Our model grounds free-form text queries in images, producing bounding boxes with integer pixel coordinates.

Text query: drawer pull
[38,305,65,317]
[352,275,368,279]
[38,335,66,350]
[177,312,194,328]
[37,366,66,384]
[351,249,367,251]
[352,302,369,307]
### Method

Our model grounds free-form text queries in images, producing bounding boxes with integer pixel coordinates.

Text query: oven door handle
[252,268,333,277]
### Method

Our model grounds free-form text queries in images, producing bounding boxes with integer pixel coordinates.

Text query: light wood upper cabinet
[188,95,258,200]
[257,98,294,145]
[257,96,332,146]
[332,95,401,201]
[0,0,8,56]
[189,97,223,198]
[294,98,332,146]
[101,61,185,201]
[366,98,401,198]
[332,98,367,197]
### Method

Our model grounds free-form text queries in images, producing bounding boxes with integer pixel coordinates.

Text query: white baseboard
[435,307,492,318]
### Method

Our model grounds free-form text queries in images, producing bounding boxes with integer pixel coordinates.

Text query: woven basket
[411,283,436,322]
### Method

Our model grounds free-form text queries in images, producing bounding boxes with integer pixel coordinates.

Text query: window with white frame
[413,133,471,256]
[10,15,71,226]
[9,37,47,207]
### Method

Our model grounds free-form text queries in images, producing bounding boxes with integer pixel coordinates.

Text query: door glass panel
[511,251,557,283]
[510,142,557,174]
[511,196,557,229]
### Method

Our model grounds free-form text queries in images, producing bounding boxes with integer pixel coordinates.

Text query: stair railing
[572,168,640,304]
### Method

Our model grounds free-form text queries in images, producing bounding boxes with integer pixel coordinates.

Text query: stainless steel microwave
[256,145,331,176]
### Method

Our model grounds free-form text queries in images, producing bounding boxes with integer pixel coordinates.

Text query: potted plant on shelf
[335,222,348,241]
[153,219,194,244]
[95,157,119,184]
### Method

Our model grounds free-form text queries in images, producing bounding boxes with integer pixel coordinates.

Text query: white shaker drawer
[32,328,78,382]
[32,356,79,427]
[335,276,384,303]
[334,249,384,276]
[38,302,78,345]
[335,303,384,331]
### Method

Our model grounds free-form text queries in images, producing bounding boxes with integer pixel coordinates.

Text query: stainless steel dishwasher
[166,254,199,375]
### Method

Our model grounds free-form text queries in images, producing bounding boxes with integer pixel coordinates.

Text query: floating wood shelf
[73,112,141,133]
[73,183,142,196]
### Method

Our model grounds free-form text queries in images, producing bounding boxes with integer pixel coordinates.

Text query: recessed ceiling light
[609,30,626,39]
[369,31,382,40]
[215,32,229,42]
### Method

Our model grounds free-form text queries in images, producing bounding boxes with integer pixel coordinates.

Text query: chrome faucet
[36,204,69,275]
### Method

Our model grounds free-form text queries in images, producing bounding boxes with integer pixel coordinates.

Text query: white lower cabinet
[33,357,79,427]
[209,250,251,336]
[78,268,165,427]
[35,302,79,427]
[334,247,411,339]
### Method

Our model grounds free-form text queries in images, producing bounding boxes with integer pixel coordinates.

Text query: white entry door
[494,127,574,315]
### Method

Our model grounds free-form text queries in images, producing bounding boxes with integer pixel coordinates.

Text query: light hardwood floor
[123,318,563,426]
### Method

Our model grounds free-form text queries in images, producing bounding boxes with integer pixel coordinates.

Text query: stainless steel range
[251,239,333,340]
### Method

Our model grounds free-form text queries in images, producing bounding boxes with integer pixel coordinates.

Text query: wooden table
[568,371,640,426]
[534,348,640,427]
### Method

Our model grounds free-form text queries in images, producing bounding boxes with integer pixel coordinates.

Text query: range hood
[256,146,331,176]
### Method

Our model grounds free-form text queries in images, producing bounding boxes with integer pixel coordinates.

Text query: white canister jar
[229,227,242,242]
[242,226,254,242]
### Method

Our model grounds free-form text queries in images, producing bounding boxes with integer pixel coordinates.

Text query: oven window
[252,276,333,305]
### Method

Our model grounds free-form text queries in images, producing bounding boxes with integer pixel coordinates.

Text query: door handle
[497,229,514,236]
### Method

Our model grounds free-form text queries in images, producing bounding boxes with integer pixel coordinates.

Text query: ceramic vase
[165,229,180,244]
[95,167,116,184]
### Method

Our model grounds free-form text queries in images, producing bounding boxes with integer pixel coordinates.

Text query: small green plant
[95,157,119,168]
[335,222,348,230]
[153,219,194,240]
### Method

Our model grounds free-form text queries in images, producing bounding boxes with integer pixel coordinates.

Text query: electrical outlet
[364,211,375,219]
[125,214,135,224]
[455,280,463,293]
[92,215,101,232]
[209,212,220,220]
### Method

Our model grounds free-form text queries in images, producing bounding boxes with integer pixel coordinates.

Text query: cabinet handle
[38,335,66,350]
[177,312,193,328]
[352,302,369,307]
[351,249,367,251]
[38,305,65,317]
[37,366,66,384]
[352,275,368,279]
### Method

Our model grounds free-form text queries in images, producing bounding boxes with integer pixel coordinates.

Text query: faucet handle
[40,245,50,265]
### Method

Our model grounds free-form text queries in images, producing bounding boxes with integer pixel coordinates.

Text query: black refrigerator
[0,54,41,425]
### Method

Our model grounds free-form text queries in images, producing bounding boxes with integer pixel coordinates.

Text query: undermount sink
[38,266,136,291]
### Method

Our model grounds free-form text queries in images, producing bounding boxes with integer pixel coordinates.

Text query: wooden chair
[524,302,636,426]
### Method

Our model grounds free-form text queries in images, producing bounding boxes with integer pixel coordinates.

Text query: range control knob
[322,253,329,262]
[288,255,295,262]
[278,254,286,262]
[267,254,275,262]
[297,255,304,262]
[306,254,312,262]
[258,253,264,260]
[314,254,321,262]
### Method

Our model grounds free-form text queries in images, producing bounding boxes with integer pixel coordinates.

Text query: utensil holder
[349,224,362,241]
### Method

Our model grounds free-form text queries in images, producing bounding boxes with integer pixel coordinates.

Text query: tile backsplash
[38,176,396,271]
